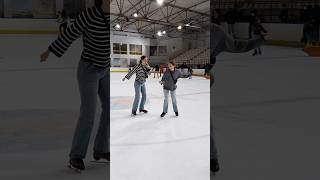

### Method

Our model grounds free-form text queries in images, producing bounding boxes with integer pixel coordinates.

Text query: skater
[159,64,164,77]
[179,62,192,78]
[210,13,266,174]
[251,17,267,56]
[160,62,182,117]
[40,0,110,172]
[122,56,152,116]
[152,64,160,78]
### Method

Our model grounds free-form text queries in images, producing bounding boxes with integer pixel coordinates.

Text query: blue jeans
[69,60,110,159]
[132,81,147,113]
[163,89,178,113]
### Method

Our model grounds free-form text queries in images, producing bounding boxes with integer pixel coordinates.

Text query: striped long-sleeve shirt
[48,6,110,68]
[125,64,151,83]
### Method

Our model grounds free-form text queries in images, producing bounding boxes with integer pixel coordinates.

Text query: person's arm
[161,71,169,83]
[123,64,139,81]
[211,23,265,58]
[146,64,152,75]
[260,24,268,34]
[40,9,89,62]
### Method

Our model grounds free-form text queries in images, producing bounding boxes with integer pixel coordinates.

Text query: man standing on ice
[40,0,111,171]
[210,7,266,174]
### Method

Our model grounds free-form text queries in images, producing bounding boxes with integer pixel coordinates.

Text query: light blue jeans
[132,81,147,113]
[69,60,110,159]
[163,89,178,113]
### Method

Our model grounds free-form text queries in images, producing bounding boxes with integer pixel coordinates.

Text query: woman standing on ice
[210,11,266,174]
[40,0,110,172]
[160,62,182,117]
[122,56,152,116]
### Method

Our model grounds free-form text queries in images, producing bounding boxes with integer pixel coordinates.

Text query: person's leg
[70,61,99,160]
[94,69,110,154]
[132,81,141,114]
[139,83,147,110]
[258,47,262,55]
[210,118,218,160]
[162,89,169,113]
[170,90,178,113]
[210,73,219,172]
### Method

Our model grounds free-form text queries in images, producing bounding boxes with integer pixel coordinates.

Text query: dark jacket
[161,69,182,91]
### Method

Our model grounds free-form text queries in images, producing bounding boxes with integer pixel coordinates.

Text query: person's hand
[40,50,50,62]
[122,78,126,81]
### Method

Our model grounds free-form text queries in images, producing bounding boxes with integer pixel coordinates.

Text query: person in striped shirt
[122,56,152,116]
[40,0,110,171]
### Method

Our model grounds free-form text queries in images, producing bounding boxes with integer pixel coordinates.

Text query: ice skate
[68,158,85,173]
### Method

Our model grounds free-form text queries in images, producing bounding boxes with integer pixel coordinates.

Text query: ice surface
[111,73,210,180]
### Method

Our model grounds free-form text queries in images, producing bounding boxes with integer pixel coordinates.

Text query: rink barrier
[266,40,305,48]
[111,68,207,77]
[0,30,59,34]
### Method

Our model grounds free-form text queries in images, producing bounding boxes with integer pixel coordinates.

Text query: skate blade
[68,164,82,173]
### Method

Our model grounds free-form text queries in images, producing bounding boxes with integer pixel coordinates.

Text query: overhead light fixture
[156,0,164,5]
[157,31,163,36]
[177,25,182,30]
[185,23,190,27]
[133,13,138,18]
[162,30,166,34]
[115,24,121,30]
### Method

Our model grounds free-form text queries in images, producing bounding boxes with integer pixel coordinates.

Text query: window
[150,46,157,56]
[129,44,143,55]
[129,59,138,67]
[113,43,127,54]
[158,46,167,56]
[8,0,56,18]
[112,58,128,67]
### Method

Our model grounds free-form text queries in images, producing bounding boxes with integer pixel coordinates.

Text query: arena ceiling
[110,0,210,37]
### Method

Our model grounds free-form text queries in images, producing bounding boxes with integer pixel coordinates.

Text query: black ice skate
[93,152,110,163]
[132,112,137,116]
[139,109,148,113]
[210,158,220,174]
[68,158,85,173]
[175,112,179,116]
[160,112,166,117]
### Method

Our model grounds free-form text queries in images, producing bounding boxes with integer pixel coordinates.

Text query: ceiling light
[162,31,166,34]
[177,25,182,30]
[157,0,164,5]
[115,24,121,30]
[157,31,163,36]
[133,13,138,18]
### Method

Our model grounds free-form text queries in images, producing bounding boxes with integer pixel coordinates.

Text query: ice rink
[0,34,320,180]
[212,46,320,180]
[110,73,210,180]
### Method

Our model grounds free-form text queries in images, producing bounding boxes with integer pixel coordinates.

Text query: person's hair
[95,0,103,8]
[139,56,146,63]
[168,61,175,66]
